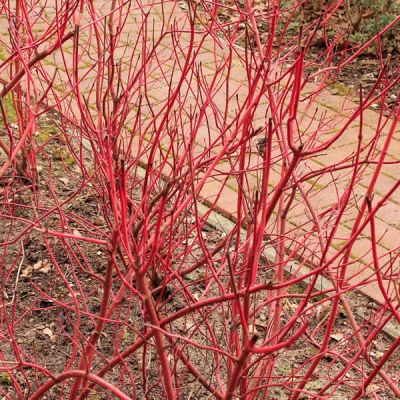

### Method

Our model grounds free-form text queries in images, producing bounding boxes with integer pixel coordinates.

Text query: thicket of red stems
[0,0,400,399]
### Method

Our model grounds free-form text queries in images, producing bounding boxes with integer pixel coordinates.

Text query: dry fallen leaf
[42,327,58,343]
[42,327,53,337]
[366,384,381,394]
[33,260,52,274]
[330,332,344,341]
[21,265,33,278]
[59,177,70,185]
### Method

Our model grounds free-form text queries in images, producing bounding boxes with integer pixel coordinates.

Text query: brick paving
[1,0,400,305]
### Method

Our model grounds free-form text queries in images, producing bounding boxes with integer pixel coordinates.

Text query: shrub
[1,1,400,399]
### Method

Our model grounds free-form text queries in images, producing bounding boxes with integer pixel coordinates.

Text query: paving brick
[199,178,238,220]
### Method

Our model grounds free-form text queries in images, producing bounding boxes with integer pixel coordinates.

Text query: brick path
[1,0,400,304]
